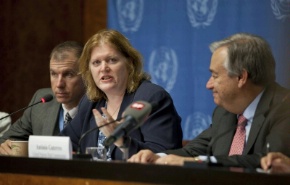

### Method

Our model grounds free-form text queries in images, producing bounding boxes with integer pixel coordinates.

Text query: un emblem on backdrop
[183,112,211,139]
[271,0,290,21]
[149,47,178,92]
[187,0,218,28]
[117,0,144,32]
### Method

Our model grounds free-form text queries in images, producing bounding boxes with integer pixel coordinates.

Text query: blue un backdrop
[107,0,290,140]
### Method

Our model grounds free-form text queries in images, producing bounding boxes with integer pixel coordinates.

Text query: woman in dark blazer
[61,29,183,160]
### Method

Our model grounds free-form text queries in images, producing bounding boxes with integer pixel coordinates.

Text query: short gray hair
[209,33,276,86]
[50,41,83,61]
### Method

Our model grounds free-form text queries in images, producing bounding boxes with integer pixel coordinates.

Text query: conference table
[0,155,289,185]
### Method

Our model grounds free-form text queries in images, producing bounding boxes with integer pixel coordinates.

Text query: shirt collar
[242,89,265,121]
[62,104,78,119]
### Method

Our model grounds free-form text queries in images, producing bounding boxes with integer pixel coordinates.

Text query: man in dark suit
[0,41,85,155]
[128,33,290,169]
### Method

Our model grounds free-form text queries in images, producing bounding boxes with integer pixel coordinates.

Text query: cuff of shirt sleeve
[197,155,217,163]
[156,153,167,157]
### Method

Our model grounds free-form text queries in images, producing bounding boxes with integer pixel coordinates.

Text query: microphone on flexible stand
[0,94,53,121]
[103,101,156,147]
[73,101,157,160]
[103,100,156,161]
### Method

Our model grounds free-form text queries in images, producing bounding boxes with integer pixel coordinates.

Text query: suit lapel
[244,114,265,154]
[213,113,237,155]
[42,102,61,135]
[244,86,274,154]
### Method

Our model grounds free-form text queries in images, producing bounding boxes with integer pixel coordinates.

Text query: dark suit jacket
[166,82,290,169]
[0,88,61,143]
[61,80,183,160]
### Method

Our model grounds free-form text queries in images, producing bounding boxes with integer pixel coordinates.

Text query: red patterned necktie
[229,115,247,156]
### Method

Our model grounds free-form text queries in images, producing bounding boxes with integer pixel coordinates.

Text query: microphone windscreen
[123,101,151,124]
[41,94,53,103]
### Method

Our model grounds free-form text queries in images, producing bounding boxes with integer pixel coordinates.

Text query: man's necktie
[63,112,72,128]
[229,115,247,156]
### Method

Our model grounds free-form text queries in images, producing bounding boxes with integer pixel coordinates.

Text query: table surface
[0,155,289,185]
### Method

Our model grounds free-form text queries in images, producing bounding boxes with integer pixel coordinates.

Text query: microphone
[73,101,156,160]
[0,94,53,121]
[103,101,155,147]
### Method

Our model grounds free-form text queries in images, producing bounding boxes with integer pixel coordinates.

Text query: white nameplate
[28,136,72,160]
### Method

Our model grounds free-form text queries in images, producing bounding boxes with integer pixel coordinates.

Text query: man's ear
[237,69,248,88]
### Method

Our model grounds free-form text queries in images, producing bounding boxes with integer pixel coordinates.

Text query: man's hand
[128,149,160,163]
[0,140,13,155]
[261,152,290,174]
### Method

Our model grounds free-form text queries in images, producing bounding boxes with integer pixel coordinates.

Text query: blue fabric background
[108,0,290,140]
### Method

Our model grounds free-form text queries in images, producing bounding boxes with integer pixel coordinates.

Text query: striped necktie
[63,112,72,128]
